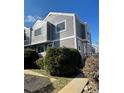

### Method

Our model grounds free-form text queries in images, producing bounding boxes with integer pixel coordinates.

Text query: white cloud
[24,15,36,22]
[34,16,43,20]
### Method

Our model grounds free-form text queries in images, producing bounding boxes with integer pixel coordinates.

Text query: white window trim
[73,15,77,49]
[55,20,66,33]
[52,35,75,42]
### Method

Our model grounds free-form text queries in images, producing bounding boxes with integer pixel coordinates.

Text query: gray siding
[87,31,92,42]
[54,38,75,48]
[31,21,47,44]
[24,12,93,59]
[75,17,86,39]
[44,14,75,40]
[86,42,92,55]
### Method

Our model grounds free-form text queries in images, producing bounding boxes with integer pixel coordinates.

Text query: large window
[34,28,42,36]
[56,20,66,33]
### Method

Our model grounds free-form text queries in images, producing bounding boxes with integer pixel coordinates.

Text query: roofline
[43,12,75,21]
[79,19,91,34]
[24,27,29,30]
[32,19,47,29]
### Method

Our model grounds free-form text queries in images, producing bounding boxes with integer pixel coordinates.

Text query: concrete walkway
[24,70,56,82]
[58,73,88,93]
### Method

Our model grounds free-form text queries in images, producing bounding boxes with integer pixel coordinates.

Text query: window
[56,20,66,32]
[37,46,44,53]
[34,28,42,36]
[24,30,26,40]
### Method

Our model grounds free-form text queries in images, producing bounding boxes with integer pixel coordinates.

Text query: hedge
[36,58,44,69]
[44,47,82,76]
[24,48,39,69]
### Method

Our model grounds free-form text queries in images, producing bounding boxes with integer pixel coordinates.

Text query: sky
[24,0,99,44]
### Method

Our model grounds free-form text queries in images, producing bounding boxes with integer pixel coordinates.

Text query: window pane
[24,30,26,40]
[57,22,65,32]
[35,28,42,36]
[38,46,44,53]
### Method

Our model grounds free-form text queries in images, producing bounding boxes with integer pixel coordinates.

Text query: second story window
[34,28,42,36]
[56,20,66,33]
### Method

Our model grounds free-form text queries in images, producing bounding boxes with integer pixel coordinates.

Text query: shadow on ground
[50,69,85,78]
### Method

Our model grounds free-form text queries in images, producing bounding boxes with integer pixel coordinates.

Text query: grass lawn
[25,69,75,93]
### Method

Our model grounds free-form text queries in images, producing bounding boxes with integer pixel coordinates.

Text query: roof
[43,12,75,21]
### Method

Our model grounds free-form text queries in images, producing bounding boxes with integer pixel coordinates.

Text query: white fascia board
[49,12,75,16]
[77,36,91,43]
[52,35,75,42]
[32,20,46,29]
[30,40,52,46]
[24,27,29,29]
[43,12,75,21]
[73,14,77,49]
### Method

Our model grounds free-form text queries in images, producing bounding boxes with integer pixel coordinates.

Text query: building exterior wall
[44,14,75,40]
[75,17,86,39]
[77,39,84,59]
[24,27,30,45]
[31,20,47,44]
[24,12,93,59]
[54,38,75,48]
[47,22,55,41]
[86,43,92,55]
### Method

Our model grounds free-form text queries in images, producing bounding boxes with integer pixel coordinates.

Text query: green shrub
[24,48,39,69]
[36,58,44,69]
[44,47,81,76]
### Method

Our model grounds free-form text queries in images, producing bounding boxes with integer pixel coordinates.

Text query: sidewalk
[58,73,88,93]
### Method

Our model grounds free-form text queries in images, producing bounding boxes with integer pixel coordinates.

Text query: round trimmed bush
[44,47,81,76]
[24,48,39,69]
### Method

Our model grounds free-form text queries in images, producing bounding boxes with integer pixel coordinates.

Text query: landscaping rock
[24,74,53,93]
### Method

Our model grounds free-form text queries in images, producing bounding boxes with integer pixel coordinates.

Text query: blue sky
[24,0,99,44]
